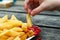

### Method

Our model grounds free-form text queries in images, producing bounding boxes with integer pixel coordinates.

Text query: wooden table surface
[0,5,60,40]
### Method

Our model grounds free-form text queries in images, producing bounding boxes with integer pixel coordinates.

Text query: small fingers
[31,2,47,16]
[31,1,54,16]
[28,8,32,14]
[24,0,29,12]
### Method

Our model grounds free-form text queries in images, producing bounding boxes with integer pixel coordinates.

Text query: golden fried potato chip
[0,15,8,23]
[0,38,6,40]
[22,23,28,32]
[20,34,27,40]
[8,20,22,27]
[0,35,8,39]
[14,36,21,40]
[10,15,17,20]
[26,14,32,27]
[11,27,23,32]
[6,30,20,37]
[26,30,34,37]
[0,30,9,37]
[19,32,25,37]
[7,37,14,40]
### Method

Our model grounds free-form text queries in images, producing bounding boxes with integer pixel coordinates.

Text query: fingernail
[28,9,31,14]
[31,12,35,16]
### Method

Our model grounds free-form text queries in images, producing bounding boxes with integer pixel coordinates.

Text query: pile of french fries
[0,14,34,40]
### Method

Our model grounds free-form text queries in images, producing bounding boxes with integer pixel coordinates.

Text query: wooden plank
[0,12,60,27]
[0,6,60,16]
[40,11,60,16]
[0,5,25,12]
[40,27,60,40]
[32,15,60,27]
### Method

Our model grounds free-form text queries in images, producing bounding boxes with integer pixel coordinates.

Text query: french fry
[0,23,11,30]
[0,30,3,33]
[1,15,8,23]
[10,15,23,27]
[19,32,25,37]
[0,22,14,30]
[26,14,32,27]
[22,23,28,32]
[0,35,8,39]
[0,23,5,29]
[2,15,8,20]
[7,37,14,40]
[20,34,27,40]
[0,38,6,40]
[8,20,22,27]
[14,36,21,40]
[26,30,34,37]
[0,30,9,37]
[3,23,13,29]
[10,15,18,20]
[0,28,19,37]
[11,27,23,32]
[6,30,20,37]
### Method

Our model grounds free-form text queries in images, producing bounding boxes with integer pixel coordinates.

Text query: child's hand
[24,0,60,16]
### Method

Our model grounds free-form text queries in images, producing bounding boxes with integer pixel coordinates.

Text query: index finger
[24,0,29,12]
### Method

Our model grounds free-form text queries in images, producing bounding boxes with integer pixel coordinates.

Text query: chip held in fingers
[26,14,33,27]
[0,14,41,40]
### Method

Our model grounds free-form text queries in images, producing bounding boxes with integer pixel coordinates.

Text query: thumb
[31,2,51,16]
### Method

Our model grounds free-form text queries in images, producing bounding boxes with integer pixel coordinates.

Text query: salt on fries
[0,14,34,40]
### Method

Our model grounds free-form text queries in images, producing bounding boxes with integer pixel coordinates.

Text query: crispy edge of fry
[26,14,32,27]
[11,27,23,32]
[14,36,21,40]
[22,23,28,32]
[7,37,14,40]
[0,35,8,39]
[20,34,27,40]
[0,30,9,37]
[0,27,19,37]
[0,15,8,23]
[10,15,18,20]
[2,15,8,20]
